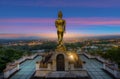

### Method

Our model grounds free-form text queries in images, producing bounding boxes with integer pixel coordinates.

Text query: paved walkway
[10,56,41,79]
[80,55,113,79]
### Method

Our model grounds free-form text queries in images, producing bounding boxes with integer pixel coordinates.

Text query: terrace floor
[10,56,41,79]
[80,55,113,79]
[10,55,113,79]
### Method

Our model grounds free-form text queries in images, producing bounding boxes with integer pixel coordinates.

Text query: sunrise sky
[0,0,120,39]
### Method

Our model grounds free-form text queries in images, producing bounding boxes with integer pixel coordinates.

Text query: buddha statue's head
[58,11,63,19]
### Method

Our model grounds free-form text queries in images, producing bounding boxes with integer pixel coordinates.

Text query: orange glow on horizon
[0,32,119,39]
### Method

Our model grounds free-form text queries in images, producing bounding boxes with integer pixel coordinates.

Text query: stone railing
[36,63,51,71]
[3,53,39,79]
[82,52,120,79]
[3,63,19,79]
[15,53,38,64]
[25,53,38,60]
[96,56,106,63]
[0,73,3,79]
[83,53,108,63]
[103,63,120,78]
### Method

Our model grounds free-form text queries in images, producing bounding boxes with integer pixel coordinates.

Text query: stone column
[70,64,74,70]
[52,59,56,71]
[103,63,106,69]
[4,71,10,79]
[36,62,39,70]
[65,60,69,71]
[17,63,19,70]
[47,64,51,70]
[113,69,117,78]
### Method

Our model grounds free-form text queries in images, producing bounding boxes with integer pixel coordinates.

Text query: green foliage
[103,48,120,62]
[29,41,57,51]
[65,42,84,49]
[0,41,57,72]
[0,47,24,72]
[102,48,120,68]
[87,47,120,68]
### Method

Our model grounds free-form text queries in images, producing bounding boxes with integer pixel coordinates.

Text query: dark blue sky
[0,0,120,38]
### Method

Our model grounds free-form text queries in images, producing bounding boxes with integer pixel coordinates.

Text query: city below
[0,37,120,79]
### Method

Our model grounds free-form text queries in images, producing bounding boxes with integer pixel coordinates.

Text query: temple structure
[34,11,90,79]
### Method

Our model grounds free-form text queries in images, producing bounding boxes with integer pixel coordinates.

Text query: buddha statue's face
[58,11,63,19]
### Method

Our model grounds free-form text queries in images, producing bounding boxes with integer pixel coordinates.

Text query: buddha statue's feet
[56,44,66,52]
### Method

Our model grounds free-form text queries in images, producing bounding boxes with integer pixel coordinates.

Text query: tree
[103,47,120,69]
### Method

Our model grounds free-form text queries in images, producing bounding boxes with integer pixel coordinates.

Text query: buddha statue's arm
[63,20,66,33]
[55,20,58,28]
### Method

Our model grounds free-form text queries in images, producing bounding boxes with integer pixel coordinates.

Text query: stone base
[34,70,90,79]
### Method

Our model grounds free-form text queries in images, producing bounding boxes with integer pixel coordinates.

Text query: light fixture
[70,55,73,59]
[69,54,74,61]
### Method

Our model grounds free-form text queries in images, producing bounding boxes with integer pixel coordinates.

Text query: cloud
[1,17,120,25]
[0,25,55,34]
[0,18,54,23]
[0,17,120,38]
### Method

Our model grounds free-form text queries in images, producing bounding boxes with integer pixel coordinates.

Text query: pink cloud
[1,17,120,25]
[66,18,120,25]
[0,17,120,35]
[0,33,55,39]
[0,25,55,34]
[0,18,54,23]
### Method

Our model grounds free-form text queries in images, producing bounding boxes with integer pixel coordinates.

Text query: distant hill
[86,35,120,39]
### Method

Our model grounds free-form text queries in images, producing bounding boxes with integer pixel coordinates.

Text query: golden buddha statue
[55,11,66,47]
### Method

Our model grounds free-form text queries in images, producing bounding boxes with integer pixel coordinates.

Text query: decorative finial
[58,11,63,18]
